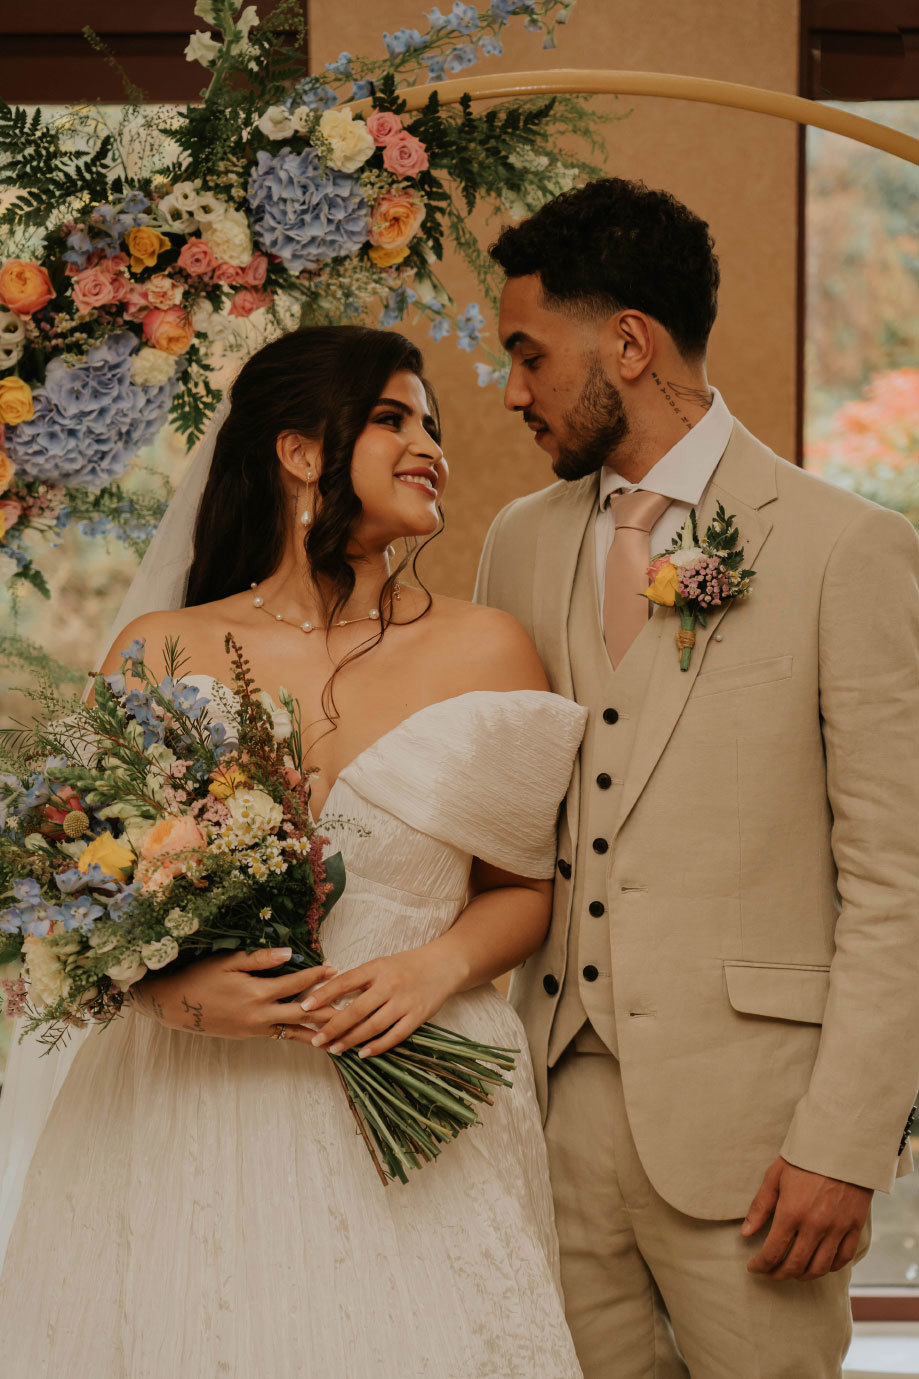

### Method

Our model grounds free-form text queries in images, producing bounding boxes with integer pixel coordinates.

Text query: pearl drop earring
[299,470,314,527]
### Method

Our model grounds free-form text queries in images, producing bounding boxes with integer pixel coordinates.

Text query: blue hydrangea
[428,317,452,341]
[6,333,177,489]
[22,775,50,809]
[456,302,486,352]
[247,147,369,273]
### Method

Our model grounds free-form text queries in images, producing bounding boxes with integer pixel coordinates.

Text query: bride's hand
[132,947,338,1040]
[287,945,458,1058]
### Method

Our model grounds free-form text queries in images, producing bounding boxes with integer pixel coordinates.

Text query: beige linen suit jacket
[475,421,919,1220]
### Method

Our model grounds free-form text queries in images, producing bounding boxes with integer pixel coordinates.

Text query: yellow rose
[78,830,136,882]
[208,765,249,800]
[368,244,410,269]
[0,376,34,425]
[0,449,14,494]
[125,226,172,274]
[642,563,680,608]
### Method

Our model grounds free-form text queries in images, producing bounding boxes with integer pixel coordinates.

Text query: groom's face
[498,274,629,481]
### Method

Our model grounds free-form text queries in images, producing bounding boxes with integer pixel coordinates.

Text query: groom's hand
[742,1156,872,1281]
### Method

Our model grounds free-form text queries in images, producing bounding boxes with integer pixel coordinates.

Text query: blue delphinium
[290,78,339,112]
[247,147,369,273]
[456,303,486,352]
[380,287,418,328]
[428,317,452,341]
[422,52,448,81]
[480,35,504,56]
[6,334,176,489]
[474,361,510,387]
[384,28,428,57]
[351,80,373,100]
[59,894,104,933]
[446,43,477,72]
[325,51,353,77]
[157,677,210,721]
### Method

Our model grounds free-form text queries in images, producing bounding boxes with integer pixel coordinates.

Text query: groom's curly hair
[185,325,442,727]
[489,177,720,359]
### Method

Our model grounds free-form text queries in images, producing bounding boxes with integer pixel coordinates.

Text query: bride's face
[348,370,447,548]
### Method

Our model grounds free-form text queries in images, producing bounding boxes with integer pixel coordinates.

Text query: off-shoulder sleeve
[339,689,587,878]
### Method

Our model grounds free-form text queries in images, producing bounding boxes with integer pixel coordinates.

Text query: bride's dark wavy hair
[185,325,443,719]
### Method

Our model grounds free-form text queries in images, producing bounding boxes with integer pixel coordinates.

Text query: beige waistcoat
[475,421,919,1220]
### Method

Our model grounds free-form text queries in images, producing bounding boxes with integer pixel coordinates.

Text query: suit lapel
[613,423,779,837]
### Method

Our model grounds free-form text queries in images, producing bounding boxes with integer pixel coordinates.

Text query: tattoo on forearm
[180,994,206,1034]
[650,371,712,431]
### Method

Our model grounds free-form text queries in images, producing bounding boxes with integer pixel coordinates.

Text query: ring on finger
[273,1024,287,1040]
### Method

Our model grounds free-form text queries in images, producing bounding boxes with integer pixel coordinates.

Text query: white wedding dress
[0,684,586,1379]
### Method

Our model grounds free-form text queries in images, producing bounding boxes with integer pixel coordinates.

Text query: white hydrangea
[202,208,253,266]
[318,108,376,174]
[257,105,297,140]
[131,347,178,388]
[185,30,222,67]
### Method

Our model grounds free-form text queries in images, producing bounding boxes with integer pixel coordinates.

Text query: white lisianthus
[669,546,704,568]
[202,208,253,266]
[318,108,376,174]
[185,30,222,67]
[0,308,25,370]
[256,105,296,140]
[165,907,200,938]
[22,934,72,1009]
[172,180,200,209]
[291,105,314,135]
[189,298,235,341]
[131,347,178,387]
[141,936,180,971]
[155,193,197,235]
[226,787,283,836]
[256,691,292,741]
[105,958,148,991]
[195,192,228,223]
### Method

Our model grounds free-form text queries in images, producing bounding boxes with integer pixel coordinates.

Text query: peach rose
[369,189,426,251]
[367,110,403,145]
[0,499,23,537]
[125,226,172,274]
[0,377,34,426]
[241,253,268,288]
[0,449,14,494]
[142,306,195,355]
[646,554,672,581]
[228,288,272,317]
[134,815,207,893]
[178,238,216,277]
[146,274,185,309]
[381,131,429,179]
[0,260,54,316]
[71,266,116,314]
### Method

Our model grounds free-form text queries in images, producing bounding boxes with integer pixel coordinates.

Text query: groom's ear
[275,430,322,482]
[606,308,656,383]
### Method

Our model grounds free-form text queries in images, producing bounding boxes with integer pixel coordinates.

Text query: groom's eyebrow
[502,330,541,352]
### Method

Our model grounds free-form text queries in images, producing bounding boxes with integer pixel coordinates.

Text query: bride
[0,324,586,1377]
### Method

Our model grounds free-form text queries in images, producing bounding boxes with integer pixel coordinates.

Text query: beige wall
[310,0,801,599]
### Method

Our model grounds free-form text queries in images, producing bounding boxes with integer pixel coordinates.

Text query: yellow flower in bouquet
[209,765,249,799]
[125,227,172,274]
[368,244,409,269]
[0,376,34,425]
[0,449,15,494]
[78,831,136,882]
[642,561,680,607]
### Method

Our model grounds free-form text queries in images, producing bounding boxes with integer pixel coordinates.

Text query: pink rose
[381,131,429,178]
[146,273,185,309]
[178,238,216,278]
[122,283,151,321]
[212,261,245,285]
[0,499,23,533]
[646,554,673,580]
[107,273,130,303]
[142,305,195,354]
[369,189,426,250]
[367,110,403,145]
[228,288,273,318]
[71,267,116,314]
[241,253,268,288]
[98,252,129,277]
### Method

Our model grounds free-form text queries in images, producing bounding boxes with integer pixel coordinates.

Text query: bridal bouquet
[0,634,516,1184]
[642,504,757,670]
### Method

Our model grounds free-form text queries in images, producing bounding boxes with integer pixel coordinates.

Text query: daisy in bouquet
[0,633,516,1184]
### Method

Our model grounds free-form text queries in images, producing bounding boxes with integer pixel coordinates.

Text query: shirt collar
[598,387,734,510]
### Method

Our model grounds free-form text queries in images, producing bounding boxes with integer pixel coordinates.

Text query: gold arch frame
[355,69,919,165]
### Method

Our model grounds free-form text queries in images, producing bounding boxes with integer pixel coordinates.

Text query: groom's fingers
[799,1231,846,1281]
[747,1210,796,1274]
[741,1158,783,1238]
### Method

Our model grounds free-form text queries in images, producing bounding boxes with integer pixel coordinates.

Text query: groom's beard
[553,356,630,482]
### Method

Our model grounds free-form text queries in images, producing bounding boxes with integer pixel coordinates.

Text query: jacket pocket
[692,654,794,699]
[723,960,830,1025]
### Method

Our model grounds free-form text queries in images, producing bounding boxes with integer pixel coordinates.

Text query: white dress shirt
[595,388,735,615]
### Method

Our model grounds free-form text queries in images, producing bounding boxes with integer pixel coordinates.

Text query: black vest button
[582,965,599,982]
[589,901,605,918]
[596,773,612,789]
[543,974,560,996]
[557,859,572,880]
[592,837,609,854]
[602,708,619,724]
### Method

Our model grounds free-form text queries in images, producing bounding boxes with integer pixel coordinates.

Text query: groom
[474,177,919,1377]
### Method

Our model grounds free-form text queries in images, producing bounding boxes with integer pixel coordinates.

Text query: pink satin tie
[603,489,672,668]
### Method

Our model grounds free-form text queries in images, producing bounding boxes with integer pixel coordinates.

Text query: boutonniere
[641,504,757,671]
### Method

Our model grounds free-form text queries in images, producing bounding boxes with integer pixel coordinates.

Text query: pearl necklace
[250,580,400,635]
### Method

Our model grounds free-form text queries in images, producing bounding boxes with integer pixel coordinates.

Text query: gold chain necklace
[249,580,401,635]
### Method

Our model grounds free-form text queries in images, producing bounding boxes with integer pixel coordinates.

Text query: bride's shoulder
[424,594,549,693]
[97,596,246,680]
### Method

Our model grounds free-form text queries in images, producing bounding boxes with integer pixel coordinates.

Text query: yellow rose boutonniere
[125,227,172,274]
[642,561,679,608]
[77,831,136,883]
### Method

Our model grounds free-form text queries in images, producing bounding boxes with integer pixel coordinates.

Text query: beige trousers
[545,1026,862,1378]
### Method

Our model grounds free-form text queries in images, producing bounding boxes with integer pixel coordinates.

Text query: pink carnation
[122,282,152,321]
[178,238,217,278]
[228,288,273,318]
[241,253,268,288]
[382,130,429,178]
[367,110,403,145]
[71,267,116,313]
